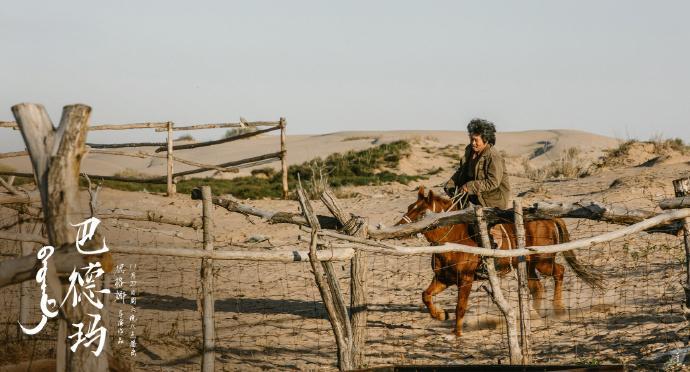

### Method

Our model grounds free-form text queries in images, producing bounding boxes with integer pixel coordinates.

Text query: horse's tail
[554,219,605,290]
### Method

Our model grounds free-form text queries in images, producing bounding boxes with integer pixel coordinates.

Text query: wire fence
[1,191,690,370]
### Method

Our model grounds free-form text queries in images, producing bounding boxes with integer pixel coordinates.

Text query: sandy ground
[2,129,690,371]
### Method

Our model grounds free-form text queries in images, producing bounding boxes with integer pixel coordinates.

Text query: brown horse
[397,186,603,336]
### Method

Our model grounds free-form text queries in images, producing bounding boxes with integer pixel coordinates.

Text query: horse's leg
[423,276,449,321]
[527,261,545,313]
[535,258,566,315]
[454,272,475,336]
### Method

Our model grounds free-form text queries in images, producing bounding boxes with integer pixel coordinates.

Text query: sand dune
[0,129,620,179]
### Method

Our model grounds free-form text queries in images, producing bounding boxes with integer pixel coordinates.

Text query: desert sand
[2,129,690,371]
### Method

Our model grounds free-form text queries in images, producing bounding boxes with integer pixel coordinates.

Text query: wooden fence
[3,103,690,370]
[0,115,289,199]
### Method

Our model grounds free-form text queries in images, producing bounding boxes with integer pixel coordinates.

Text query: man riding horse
[444,118,511,250]
[397,119,602,336]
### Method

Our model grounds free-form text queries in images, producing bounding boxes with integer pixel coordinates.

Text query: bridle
[399,188,469,243]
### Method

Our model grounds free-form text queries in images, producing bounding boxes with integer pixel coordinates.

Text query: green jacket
[444,144,511,209]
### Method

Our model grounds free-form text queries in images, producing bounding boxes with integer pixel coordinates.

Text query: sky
[1,1,689,151]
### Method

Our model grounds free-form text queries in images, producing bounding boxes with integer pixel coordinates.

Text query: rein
[398,188,469,243]
[430,189,468,243]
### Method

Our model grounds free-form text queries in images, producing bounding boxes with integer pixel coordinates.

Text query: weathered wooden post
[13,103,111,371]
[166,121,176,196]
[200,186,216,372]
[297,183,353,370]
[320,189,368,368]
[280,117,288,199]
[513,199,531,364]
[672,178,690,314]
[475,206,522,364]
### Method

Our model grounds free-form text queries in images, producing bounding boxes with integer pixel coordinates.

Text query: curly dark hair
[467,118,496,145]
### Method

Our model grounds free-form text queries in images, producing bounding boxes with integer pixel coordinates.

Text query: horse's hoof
[431,310,447,321]
[453,330,463,337]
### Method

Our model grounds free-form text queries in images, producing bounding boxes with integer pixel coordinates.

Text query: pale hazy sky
[1,1,689,151]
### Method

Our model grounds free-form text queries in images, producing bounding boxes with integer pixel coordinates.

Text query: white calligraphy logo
[18,245,59,335]
[19,217,111,357]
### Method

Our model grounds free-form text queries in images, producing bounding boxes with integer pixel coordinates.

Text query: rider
[443,118,511,210]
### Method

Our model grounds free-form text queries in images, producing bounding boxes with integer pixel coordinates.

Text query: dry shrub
[651,133,689,155]
[175,134,195,141]
[523,147,589,181]
[114,168,157,180]
[343,135,380,142]
[306,160,330,199]
[224,127,257,138]
[250,167,276,179]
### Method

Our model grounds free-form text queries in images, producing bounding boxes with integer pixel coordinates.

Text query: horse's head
[396,186,454,225]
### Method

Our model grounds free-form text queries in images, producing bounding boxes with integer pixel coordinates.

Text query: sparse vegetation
[530,140,553,159]
[175,134,195,141]
[547,147,587,178]
[523,147,589,180]
[596,137,690,169]
[224,127,257,139]
[94,140,424,199]
[250,167,276,178]
[439,144,463,161]
[114,168,158,180]
[652,135,689,155]
[343,135,380,142]
[608,139,636,159]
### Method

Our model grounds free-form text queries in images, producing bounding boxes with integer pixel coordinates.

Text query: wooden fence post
[513,199,531,364]
[13,103,110,371]
[297,184,353,370]
[320,189,368,368]
[167,121,176,196]
[673,178,690,316]
[475,206,522,364]
[280,117,288,199]
[200,186,215,372]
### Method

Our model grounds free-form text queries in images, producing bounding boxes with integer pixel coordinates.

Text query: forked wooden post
[513,199,531,364]
[320,189,368,368]
[475,206,522,364]
[672,178,690,314]
[166,121,176,196]
[12,103,111,371]
[200,186,216,372]
[280,117,288,199]
[298,184,353,371]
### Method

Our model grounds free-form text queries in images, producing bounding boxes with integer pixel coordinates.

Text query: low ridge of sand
[0,129,621,180]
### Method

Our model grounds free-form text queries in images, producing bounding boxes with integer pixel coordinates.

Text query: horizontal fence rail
[0,117,289,198]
